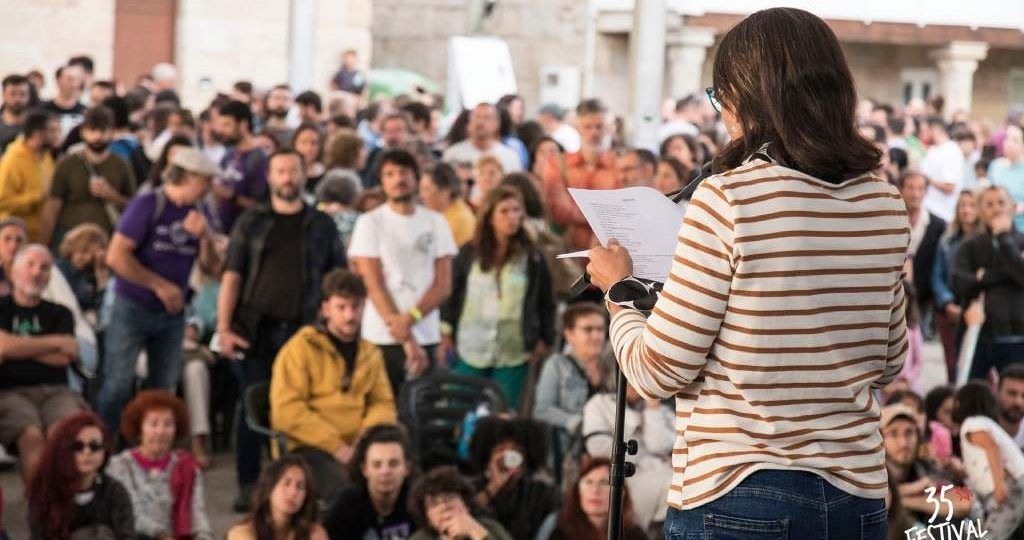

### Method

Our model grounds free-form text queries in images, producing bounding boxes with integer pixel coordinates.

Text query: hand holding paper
[559,187,687,282]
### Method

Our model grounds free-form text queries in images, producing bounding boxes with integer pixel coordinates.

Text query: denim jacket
[532,352,614,434]
[225,203,346,331]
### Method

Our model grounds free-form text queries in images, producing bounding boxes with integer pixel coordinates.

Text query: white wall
[0,0,115,99]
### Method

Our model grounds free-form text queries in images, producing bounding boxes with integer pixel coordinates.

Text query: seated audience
[954,381,1024,538]
[270,269,397,502]
[55,222,109,319]
[882,403,972,525]
[583,380,674,528]
[997,363,1024,448]
[468,417,558,540]
[441,187,555,409]
[27,411,134,539]
[227,455,328,540]
[408,466,512,540]
[0,244,84,483]
[324,424,418,540]
[534,302,613,435]
[107,390,213,540]
[535,457,646,540]
[0,217,28,295]
[924,385,959,465]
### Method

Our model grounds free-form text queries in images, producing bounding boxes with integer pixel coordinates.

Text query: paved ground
[0,342,948,538]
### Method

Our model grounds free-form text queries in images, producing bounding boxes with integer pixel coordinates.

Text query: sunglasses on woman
[73,439,104,454]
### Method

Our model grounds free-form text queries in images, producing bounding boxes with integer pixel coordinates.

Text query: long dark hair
[710,8,881,182]
[243,456,319,540]
[28,412,112,540]
[555,457,641,539]
[474,186,533,272]
[952,381,1000,425]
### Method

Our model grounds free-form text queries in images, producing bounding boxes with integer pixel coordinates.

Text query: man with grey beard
[216,148,346,511]
[0,245,84,483]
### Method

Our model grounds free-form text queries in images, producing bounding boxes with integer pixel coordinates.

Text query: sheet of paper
[567,187,687,282]
[556,250,589,259]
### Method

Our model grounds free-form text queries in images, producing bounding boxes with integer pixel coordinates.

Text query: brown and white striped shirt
[609,159,910,510]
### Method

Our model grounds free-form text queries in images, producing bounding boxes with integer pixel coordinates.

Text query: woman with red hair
[27,411,135,539]
[106,390,212,540]
[536,457,647,540]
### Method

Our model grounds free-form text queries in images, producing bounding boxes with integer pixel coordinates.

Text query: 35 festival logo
[903,484,988,539]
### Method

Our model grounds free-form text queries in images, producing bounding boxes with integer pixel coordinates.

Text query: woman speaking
[587,7,909,538]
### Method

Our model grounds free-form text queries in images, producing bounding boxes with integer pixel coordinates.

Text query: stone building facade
[0,0,372,110]
[372,0,1024,124]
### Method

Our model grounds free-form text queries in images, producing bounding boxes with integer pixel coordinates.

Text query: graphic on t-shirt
[379,523,411,540]
[151,221,199,257]
[11,315,42,335]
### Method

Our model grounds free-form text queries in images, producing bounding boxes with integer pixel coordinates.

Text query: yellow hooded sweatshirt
[270,325,397,453]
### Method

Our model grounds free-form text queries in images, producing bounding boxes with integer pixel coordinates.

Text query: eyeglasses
[706,87,722,113]
[72,439,104,454]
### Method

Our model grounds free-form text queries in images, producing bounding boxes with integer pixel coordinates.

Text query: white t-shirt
[551,123,581,154]
[347,204,458,345]
[960,415,1024,496]
[921,139,966,222]
[442,140,523,172]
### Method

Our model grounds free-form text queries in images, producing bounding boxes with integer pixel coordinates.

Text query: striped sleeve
[872,280,909,388]
[610,179,735,400]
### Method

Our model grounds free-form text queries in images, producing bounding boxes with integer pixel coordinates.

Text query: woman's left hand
[586,239,633,292]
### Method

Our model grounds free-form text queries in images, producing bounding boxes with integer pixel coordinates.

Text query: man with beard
[0,75,32,154]
[261,84,295,148]
[213,100,267,234]
[0,245,85,484]
[39,106,135,248]
[882,404,972,524]
[998,364,1024,448]
[269,269,396,503]
[349,149,456,394]
[216,148,346,512]
[0,111,59,241]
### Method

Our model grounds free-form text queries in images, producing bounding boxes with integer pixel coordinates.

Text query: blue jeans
[232,319,300,489]
[97,295,185,436]
[663,469,887,540]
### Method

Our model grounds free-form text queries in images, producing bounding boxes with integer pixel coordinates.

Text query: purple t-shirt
[114,190,200,311]
[215,148,267,233]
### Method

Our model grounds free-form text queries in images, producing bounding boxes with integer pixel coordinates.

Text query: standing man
[331,50,366,96]
[261,84,295,148]
[541,98,619,250]
[537,104,580,153]
[442,103,522,173]
[40,106,135,248]
[921,116,966,223]
[349,149,456,394]
[900,172,945,323]
[41,65,86,143]
[0,111,59,241]
[615,148,657,188]
[362,113,412,189]
[214,100,267,234]
[0,75,32,154]
[216,148,345,512]
[97,149,222,437]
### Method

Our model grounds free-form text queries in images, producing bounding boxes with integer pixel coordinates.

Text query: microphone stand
[608,363,637,540]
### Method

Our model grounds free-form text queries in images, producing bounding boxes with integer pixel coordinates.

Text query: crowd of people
[0,49,1022,539]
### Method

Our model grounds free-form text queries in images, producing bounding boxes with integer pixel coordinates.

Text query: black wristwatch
[605,276,663,311]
